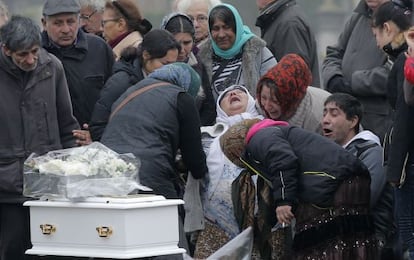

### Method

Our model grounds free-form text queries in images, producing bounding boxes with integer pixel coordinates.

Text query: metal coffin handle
[40,224,56,235]
[96,226,113,238]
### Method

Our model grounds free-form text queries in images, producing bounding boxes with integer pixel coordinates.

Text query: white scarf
[206,85,263,196]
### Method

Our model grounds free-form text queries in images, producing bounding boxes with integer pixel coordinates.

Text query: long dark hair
[162,13,195,37]
[120,29,181,62]
[208,5,236,34]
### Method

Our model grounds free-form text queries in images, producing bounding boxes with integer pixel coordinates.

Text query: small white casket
[24,195,185,259]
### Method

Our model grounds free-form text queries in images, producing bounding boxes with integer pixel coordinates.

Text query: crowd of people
[1,0,414,259]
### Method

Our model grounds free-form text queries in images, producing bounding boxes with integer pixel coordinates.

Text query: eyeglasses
[188,15,208,23]
[101,18,120,27]
[80,9,97,21]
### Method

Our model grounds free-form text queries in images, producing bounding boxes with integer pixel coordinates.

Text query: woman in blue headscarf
[198,3,277,101]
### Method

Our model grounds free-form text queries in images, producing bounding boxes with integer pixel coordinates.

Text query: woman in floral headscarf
[198,3,276,100]
[257,53,331,134]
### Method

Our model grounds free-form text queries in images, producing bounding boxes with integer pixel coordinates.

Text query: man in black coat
[255,0,320,87]
[41,0,114,127]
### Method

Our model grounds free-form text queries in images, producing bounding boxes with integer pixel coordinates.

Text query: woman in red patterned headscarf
[257,53,331,134]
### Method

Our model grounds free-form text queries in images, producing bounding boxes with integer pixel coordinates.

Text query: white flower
[38,159,66,175]
[36,146,136,177]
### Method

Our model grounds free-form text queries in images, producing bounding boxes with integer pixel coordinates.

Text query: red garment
[108,32,130,49]
[404,57,414,84]
[257,53,311,120]
[245,119,288,144]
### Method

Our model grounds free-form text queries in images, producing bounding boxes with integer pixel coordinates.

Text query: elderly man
[175,0,221,48]
[79,0,105,37]
[255,0,320,88]
[0,0,8,28]
[0,15,79,259]
[41,0,114,127]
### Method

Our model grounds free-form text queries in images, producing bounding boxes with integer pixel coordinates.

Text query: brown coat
[0,48,79,201]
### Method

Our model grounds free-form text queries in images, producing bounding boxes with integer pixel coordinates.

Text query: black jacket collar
[256,0,295,29]
[42,29,88,60]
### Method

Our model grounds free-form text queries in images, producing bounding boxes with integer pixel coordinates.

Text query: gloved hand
[326,75,352,94]
[404,57,414,84]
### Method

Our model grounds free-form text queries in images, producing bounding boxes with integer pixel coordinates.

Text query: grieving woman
[188,85,263,258]
[101,62,207,199]
[89,29,181,140]
[256,53,331,134]
[220,119,378,259]
[101,62,208,257]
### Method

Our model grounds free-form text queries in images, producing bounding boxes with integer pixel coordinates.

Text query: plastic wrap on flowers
[23,142,151,201]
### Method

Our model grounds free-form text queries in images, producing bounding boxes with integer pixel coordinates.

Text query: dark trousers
[394,166,414,260]
[0,203,33,260]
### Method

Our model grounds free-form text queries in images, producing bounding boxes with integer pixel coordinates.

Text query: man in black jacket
[0,15,79,259]
[41,0,114,128]
[255,0,320,87]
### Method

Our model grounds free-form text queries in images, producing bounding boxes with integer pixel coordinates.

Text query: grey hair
[176,0,222,13]
[0,0,8,18]
[79,0,105,12]
[0,16,41,52]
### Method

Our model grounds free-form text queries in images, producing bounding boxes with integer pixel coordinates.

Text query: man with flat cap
[41,0,114,131]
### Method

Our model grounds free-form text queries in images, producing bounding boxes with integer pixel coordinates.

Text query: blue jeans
[395,164,414,260]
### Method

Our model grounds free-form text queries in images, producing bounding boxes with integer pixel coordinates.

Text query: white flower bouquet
[23,142,150,201]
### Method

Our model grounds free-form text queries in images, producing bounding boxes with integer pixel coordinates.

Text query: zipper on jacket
[43,102,51,145]
[279,170,285,200]
[20,94,27,152]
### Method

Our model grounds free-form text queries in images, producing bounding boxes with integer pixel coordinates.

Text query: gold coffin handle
[40,224,56,235]
[96,226,113,238]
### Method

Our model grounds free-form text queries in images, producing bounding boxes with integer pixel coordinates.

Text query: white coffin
[24,195,185,259]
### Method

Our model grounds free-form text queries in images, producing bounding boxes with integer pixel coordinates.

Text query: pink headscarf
[245,119,289,144]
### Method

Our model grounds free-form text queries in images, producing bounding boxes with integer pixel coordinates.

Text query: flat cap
[43,0,81,16]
